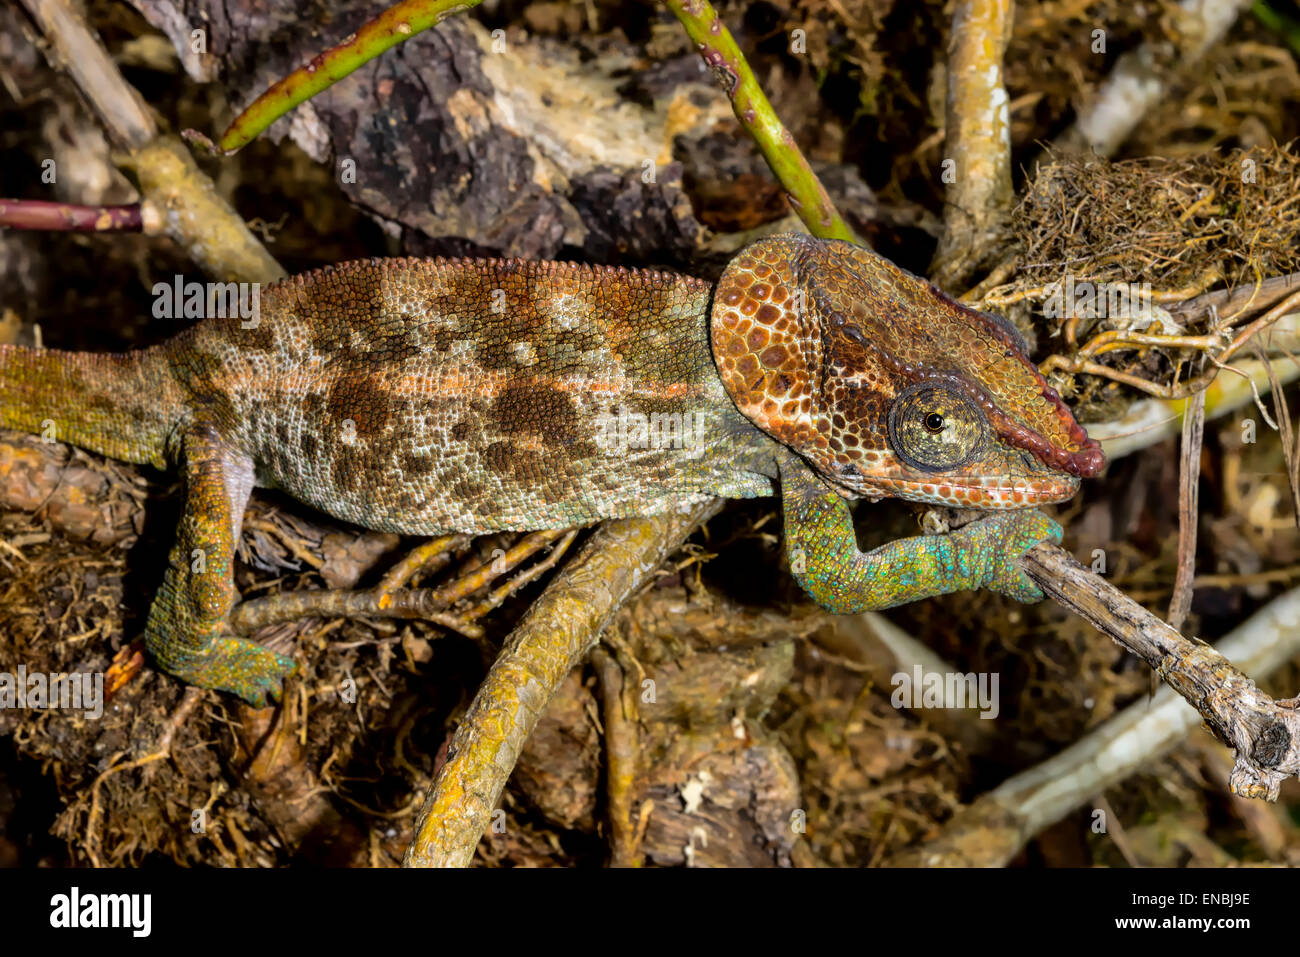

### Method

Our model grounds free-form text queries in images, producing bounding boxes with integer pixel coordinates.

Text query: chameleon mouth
[984,385,1107,479]
[849,473,1081,508]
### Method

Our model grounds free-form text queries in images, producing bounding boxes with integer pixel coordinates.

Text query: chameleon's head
[710,234,1104,508]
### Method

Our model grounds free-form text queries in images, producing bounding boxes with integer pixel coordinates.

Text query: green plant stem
[192,0,481,155]
[1252,0,1300,57]
[663,0,860,243]
[194,0,862,249]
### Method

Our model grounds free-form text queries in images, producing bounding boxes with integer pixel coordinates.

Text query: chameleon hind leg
[778,454,1062,614]
[144,422,296,706]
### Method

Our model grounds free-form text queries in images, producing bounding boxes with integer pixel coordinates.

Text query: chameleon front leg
[144,422,296,706]
[779,455,1062,614]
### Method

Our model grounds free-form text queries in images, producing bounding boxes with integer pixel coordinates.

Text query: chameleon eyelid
[886,382,986,472]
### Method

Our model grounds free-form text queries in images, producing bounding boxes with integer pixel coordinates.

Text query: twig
[1256,341,1300,524]
[377,534,468,593]
[886,582,1300,866]
[664,0,859,243]
[230,529,576,639]
[427,530,569,608]
[85,688,202,865]
[1051,0,1256,158]
[230,585,484,639]
[188,0,483,155]
[0,200,155,232]
[592,646,643,867]
[459,530,580,621]
[1091,794,1142,867]
[17,0,156,148]
[121,139,287,284]
[1167,390,1206,631]
[1166,271,1300,326]
[1024,542,1300,801]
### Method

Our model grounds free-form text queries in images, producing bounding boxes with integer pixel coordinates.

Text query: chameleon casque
[0,233,1104,705]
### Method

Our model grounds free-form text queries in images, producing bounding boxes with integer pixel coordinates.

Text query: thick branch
[931,0,1015,289]
[402,502,721,867]
[18,0,284,283]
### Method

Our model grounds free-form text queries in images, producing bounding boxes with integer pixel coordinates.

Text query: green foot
[968,511,1062,603]
[164,636,296,707]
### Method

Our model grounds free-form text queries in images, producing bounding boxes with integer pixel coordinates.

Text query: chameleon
[0,233,1103,706]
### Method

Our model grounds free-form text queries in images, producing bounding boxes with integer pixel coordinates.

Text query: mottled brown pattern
[0,236,1102,703]
[710,234,1103,509]
[161,256,777,534]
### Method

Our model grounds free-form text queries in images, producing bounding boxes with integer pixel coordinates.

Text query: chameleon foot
[162,636,297,708]
[965,510,1063,603]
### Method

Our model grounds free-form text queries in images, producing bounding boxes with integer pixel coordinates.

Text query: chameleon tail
[0,343,184,469]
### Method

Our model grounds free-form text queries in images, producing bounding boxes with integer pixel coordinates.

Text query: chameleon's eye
[888,384,985,472]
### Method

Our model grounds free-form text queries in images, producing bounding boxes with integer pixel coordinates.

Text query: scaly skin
[780,449,1064,612]
[0,235,1103,705]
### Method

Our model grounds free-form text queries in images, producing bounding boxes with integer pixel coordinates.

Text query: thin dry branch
[228,529,578,639]
[0,199,156,232]
[887,582,1300,866]
[1167,390,1206,631]
[1024,542,1300,801]
[592,646,643,867]
[230,586,486,639]
[1051,0,1255,158]
[17,0,156,148]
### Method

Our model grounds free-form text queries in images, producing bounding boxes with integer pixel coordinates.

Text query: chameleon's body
[0,234,1103,704]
